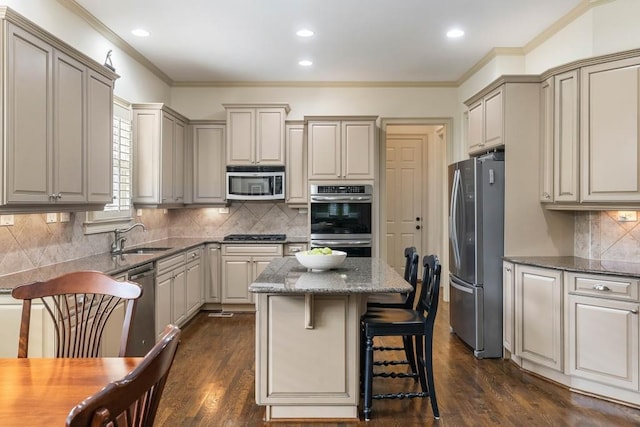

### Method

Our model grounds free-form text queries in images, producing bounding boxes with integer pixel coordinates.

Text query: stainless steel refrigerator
[448,152,504,359]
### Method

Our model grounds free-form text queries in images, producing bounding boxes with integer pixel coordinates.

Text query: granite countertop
[249,257,411,294]
[0,236,310,292]
[503,256,640,278]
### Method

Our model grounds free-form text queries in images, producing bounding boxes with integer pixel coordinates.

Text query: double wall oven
[309,184,373,257]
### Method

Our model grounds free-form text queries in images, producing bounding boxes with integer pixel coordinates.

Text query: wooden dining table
[0,357,142,426]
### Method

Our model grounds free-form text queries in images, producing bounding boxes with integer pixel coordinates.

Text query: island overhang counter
[249,257,411,421]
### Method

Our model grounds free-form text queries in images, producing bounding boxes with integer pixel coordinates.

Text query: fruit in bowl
[295,248,347,271]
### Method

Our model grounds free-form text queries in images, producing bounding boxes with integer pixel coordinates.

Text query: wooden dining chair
[11,271,143,358]
[66,324,181,427]
[361,254,442,421]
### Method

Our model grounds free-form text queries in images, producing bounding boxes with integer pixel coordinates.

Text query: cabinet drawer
[186,246,202,263]
[222,244,283,256]
[567,272,638,301]
[284,243,307,256]
[156,252,186,275]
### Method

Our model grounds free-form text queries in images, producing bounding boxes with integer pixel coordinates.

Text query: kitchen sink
[121,247,171,255]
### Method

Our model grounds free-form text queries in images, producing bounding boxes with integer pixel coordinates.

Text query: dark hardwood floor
[155,299,640,426]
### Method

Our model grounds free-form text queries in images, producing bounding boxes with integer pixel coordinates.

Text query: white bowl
[295,250,347,271]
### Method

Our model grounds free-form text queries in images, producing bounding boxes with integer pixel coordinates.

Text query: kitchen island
[249,257,410,420]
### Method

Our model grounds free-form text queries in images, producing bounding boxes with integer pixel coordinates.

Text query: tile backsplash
[575,211,640,262]
[0,202,307,277]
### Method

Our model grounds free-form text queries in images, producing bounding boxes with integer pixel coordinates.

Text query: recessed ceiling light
[131,28,150,37]
[296,29,314,37]
[446,28,464,39]
[298,60,313,67]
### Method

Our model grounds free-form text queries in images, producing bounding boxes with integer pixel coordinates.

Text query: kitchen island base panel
[265,405,359,421]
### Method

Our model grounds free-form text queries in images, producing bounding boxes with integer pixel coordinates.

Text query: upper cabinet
[467,86,503,155]
[307,117,377,181]
[285,121,307,206]
[187,121,226,205]
[580,57,640,203]
[223,104,290,166]
[538,52,640,209]
[132,104,188,207]
[0,9,117,211]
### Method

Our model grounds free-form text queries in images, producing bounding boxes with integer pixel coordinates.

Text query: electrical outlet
[136,209,143,217]
[46,213,57,223]
[59,212,71,223]
[218,207,229,214]
[0,215,14,226]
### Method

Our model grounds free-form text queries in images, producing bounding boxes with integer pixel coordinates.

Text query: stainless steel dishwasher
[126,263,156,356]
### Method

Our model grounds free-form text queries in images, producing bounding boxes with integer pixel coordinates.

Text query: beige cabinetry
[466,86,503,155]
[307,117,377,180]
[185,246,204,317]
[566,272,639,390]
[284,242,308,257]
[188,122,226,204]
[221,244,283,306]
[0,294,55,357]
[502,261,515,354]
[580,57,640,202]
[514,265,563,371]
[285,122,307,205]
[539,78,554,202]
[1,12,116,211]
[155,252,187,338]
[254,293,360,418]
[552,70,580,203]
[132,104,187,207]
[224,104,290,166]
[206,244,221,303]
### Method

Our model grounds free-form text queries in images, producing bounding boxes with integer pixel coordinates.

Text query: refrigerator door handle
[450,278,474,294]
[449,169,461,269]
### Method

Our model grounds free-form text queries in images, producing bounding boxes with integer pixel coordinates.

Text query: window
[84,97,134,234]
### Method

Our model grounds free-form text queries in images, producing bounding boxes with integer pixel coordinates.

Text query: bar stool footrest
[373,371,418,379]
[373,346,404,351]
[373,391,429,400]
[373,359,409,366]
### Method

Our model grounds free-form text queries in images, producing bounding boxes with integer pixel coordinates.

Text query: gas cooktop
[223,234,287,242]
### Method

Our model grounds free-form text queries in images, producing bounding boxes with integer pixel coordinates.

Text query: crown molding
[455,47,524,86]
[57,0,173,85]
[172,80,458,88]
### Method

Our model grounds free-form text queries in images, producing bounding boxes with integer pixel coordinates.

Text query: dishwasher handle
[127,263,155,281]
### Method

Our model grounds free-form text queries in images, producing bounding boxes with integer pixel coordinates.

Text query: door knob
[416,217,421,221]
[416,225,421,230]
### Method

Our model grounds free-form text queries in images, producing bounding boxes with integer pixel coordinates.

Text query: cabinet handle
[592,284,611,292]
[630,309,639,315]
[505,267,512,272]
[57,193,62,199]
[543,192,551,199]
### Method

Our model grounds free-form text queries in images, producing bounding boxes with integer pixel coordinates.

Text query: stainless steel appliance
[226,166,285,200]
[448,152,504,359]
[126,263,156,357]
[309,184,372,257]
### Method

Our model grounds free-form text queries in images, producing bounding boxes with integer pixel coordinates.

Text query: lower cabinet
[186,246,204,317]
[502,261,515,354]
[221,244,283,306]
[206,244,221,303]
[566,272,639,391]
[514,265,563,371]
[0,294,55,357]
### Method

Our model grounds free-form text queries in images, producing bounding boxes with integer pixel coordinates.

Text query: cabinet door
[206,245,221,302]
[132,109,161,204]
[256,108,285,165]
[6,24,53,204]
[540,77,554,202]
[0,298,54,358]
[227,108,255,165]
[553,70,580,202]
[186,259,203,316]
[87,70,114,203]
[342,121,375,180]
[161,113,175,204]
[515,265,563,371]
[222,256,253,303]
[192,124,226,204]
[156,271,173,340]
[483,87,503,150]
[173,119,186,203]
[53,50,86,203]
[172,267,187,325]
[503,262,515,353]
[100,301,125,357]
[568,295,639,390]
[308,121,341,179]
[580,58,640,202]
[285,123,307,205]
[467,101,484,154]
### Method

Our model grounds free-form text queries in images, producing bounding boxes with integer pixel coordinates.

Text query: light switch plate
[136,209,143,217]
[0,215,14,226]
[59,212,71,223]
[46,213,57,223]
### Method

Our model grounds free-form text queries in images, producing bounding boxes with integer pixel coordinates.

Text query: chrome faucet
[110,223,146,255]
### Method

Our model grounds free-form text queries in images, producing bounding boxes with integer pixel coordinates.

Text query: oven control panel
[311,184,372,195]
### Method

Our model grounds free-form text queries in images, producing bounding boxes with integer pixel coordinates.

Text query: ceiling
[73,0,584,84]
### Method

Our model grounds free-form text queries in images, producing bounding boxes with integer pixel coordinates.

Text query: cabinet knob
[630,309,639,315]
[57,193,62,199]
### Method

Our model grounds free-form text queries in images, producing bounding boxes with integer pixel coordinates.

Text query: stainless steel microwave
[226,166,285,200]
